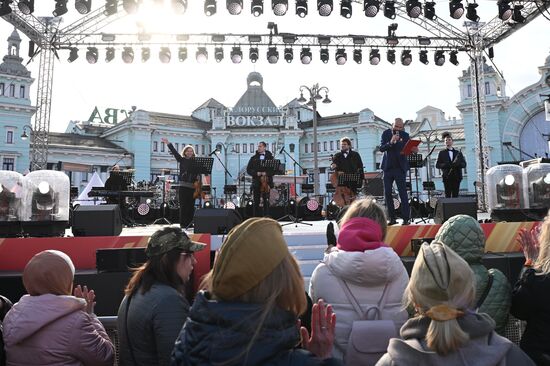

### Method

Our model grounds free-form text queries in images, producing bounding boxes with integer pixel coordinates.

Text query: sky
[0,0,549,132]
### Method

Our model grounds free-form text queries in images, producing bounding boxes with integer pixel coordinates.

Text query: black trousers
[252,183,270,217]
[443,176,461,198]
[178,187,195,228]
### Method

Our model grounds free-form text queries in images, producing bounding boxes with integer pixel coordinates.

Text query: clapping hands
[74,285,96,314]
[518,226,541,264]
[300,299,336,359]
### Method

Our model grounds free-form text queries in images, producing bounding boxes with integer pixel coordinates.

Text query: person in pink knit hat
[309,198,409,364]
[2,250,114,366]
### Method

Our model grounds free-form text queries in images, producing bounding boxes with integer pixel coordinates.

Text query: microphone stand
[278,147,312,227]
[212,151,232,208]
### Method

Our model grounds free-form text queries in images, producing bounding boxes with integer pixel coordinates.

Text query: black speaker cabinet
[72,204,123,237]
[434,197,477,224]
[96,247,147,273]
[194,208,242,235]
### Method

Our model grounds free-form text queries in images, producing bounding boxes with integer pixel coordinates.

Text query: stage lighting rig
[196,47,208,63]
[424,1,435,20]
[387,49,396,64]
[18,0,34,15]
[434,50,445,66]
[122,47,134,63]
[53,0,68,16]
[159,47,171,63]
[318,0,333,16]
[449,0,464,19]
[122,0,138,14]
[405,0,421,18]
[335,48,347,65]
[466,2,479,22]
[215,47,224,62]
[249,47,259,62]
[172,0,187,13]
[75,0,91,14]
[496,174,520,208]
[272,0,288,15]
[450,50,459,65]
[267,46,279,63]
[498,0,512,20]
[340,0,352,18]
[419,50,428,64]
[353,49,362,63]
[86,47,98,64]
[296,0,308,17]
[227,0,243,14]
[179,47,188,62]
[512,5,525,23]
[230,46,242,63]
[205,0,216,15]
[105,47,115,62]
[369,49,380,65]
[251,0,263,16]
[284,47,293,62]
[384,0,395,19]
[401,50,412,65]
[320,48,329,63]
[141,47,150,62]
[363,0,379,17]
[300,47,312,64]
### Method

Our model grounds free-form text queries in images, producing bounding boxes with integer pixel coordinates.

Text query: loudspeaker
[72,204,123,236]
[194,208,242,235]
[434,197,477,224]
[96,248,147,273]
[365,178,384,197]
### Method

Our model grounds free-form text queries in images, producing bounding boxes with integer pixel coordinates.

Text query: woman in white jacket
[309,198,409,362]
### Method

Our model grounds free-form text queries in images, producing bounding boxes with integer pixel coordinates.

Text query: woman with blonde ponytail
[376,242,534,366]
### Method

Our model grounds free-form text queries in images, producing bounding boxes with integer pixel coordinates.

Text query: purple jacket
[3,294,114,366]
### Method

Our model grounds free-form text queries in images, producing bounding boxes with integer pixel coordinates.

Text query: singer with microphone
[436,132,466,198]
[379,118,413,225]
[246,141,274,217]
[162,138,200,228]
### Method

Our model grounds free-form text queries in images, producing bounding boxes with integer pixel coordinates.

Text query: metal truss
[1,0,549,174]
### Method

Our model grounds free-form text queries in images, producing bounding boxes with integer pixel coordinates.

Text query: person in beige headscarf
[376,242,534,366]
[2,250,114,366]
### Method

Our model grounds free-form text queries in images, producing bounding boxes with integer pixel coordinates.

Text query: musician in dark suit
[104,165,128,205]
[379,118,413,225]
[246,141,274,217]
[163,138,200,228]
[330,137,364,196]
[436,132,466,198]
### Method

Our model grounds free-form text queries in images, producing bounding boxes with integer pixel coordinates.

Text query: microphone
[208,149,218,156]
[279,146,285,154]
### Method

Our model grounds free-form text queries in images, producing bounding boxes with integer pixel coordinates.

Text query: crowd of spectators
[1,199,550,366]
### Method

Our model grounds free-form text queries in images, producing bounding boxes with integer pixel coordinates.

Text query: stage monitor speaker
[96,248,147,273]
[194,208,242,235]
[434,197,477,224]
[72,204,123,237]
[365,177,384,197]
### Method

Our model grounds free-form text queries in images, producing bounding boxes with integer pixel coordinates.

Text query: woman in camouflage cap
[117,227,205,366]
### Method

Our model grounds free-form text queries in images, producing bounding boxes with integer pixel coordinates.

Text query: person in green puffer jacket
[434,215,511,335]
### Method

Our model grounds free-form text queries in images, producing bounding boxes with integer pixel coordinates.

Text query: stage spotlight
[466,2,479,22]
[267,47,279,63]
[67,47,78,63]
[387,23,398,45]
[105,47,115,62]
[434,50,445,66]
[326,200,340,220]
[320,48,329,63]
[401,50,412,65]
[450,50,459,65]
[203,201,212,208]
[387,49,396,64]
[0,0,12,16]
[363,0,379,17]
[272,0,288,15]
[405,0,421,18]
[335,48,347,65]
[75,0,91,14]
[230,46,242,63]
[141,47,150,62]
[532,173,550,208]
[53,0,68,16]
[317,0,332,16]
[496,174,520,208]
[196,47,208,63]
[172,0,187,13]
[384,0,395,19]
[104,0,117,15]
[424,1,436,20]
[512,5,525,23]
[178,47,187,62]
[251,0,263,15]
[340,0,352,17]
[353,49,362,63]
[296,0,307,16]
[249,47,259,62]
[159,47,171,63]
[419,50,428,64]
[122,0,138,13]
[204,0,216,15]
[449,0,463,19]
[122,47,134,63]
[86,47,98,64]
[18,0,34,14]
[284,47,293,63]
[369,49,380,65]
[498,0,511,20]
[300,47,312,64]
[227,0,242,14]
[214,47,224,62]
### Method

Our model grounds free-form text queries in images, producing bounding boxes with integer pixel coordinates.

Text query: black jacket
[331,149,363,174]
[246,150,275,188]
[170,291,342,366]
[436,148,466,180]
[167,143,200,188]
[511,268,550,355]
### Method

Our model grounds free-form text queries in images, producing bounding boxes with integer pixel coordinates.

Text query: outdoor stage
[0,217,536,315]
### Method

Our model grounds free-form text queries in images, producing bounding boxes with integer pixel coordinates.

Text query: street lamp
[297,83,331,196]
[20,125,33,140]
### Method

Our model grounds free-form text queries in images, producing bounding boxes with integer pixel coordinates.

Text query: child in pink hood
[2,250,114,366]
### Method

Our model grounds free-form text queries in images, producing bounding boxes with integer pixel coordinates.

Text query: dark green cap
[145,229,205,258]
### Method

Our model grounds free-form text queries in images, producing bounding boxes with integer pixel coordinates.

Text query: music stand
[223,185,237,208]
[152,175,172,225]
